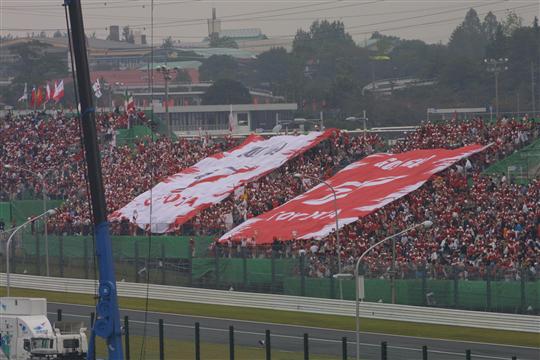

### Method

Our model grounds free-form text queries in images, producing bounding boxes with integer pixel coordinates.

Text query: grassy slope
[2,287,538,348]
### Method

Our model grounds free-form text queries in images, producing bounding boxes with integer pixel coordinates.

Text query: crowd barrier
[3,232,538,315]
[2,273,538,333]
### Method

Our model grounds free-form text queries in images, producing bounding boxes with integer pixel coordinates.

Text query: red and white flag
[53,80,64,102]
[30,86,36,107]
[219,145,489,244]
[35,87,44,107]
[110,130,337,233]
[45,83,52,102]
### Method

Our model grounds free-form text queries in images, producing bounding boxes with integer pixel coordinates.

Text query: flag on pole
[30,86,36,108]
[228,104,234,132]
[45,83,52,102]
[36,87,44,107]
[124,90,135,113]
[92,79,102,98]
[53,80,64,102]
[18,83,28,102]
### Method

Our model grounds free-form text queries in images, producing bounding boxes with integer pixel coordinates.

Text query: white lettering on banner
[220,145,488,244]
[374,156,436,170]
[267,210,339,222]
[302,177,406,205]
[110,130,336,233]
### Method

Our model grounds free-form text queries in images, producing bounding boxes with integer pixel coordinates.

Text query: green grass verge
[96,336,341,360]
[2,287,538,348]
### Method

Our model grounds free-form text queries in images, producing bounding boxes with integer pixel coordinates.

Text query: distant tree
[482,12,499,42]
[122,26,134,43]
[5,40,68,104]
[174,69,192,83]
[53,30,62,38]
[199,55,239,81]
[502,11,523,36]
[255,47,289,89]
[161,36,174,49]
[448,8,487,60]
[208,33,238,48]
[202,79,252,105]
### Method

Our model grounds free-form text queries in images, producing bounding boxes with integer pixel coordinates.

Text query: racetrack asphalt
[49,302,539,360]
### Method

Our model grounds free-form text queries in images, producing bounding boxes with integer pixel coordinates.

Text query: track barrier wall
[3,231,538,315]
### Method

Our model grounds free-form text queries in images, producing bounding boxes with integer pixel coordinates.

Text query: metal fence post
[486,267,492,311]
[242,247,248,290]
[188,245,193,287]
[300,253,306,297]
[159,319,164,360]
[57,309,62,322]
[90,312,95,327]
[422,345,428,360]
[161,242,166,285]
[465,349,471,360]
[194,322,201,360]
[124,316,130,360]
[453,266,459,308]
[330,262,336,299]
[303,333,309,360]
[215,246,220,288]
[134,241,140,283]
[270,250,276,293]
[83,237,89,279]
[520,267,526,313]
[381,341,387,360]
[421,265,427,306]
[59,235,64,277]
[35,233,41,276]
[11,235,16,275]
[229,325,235,360]
[265,329,271,360]
[89,312,96,360]
[341,337,347,360]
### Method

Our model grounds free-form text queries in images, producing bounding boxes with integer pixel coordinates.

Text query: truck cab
[0,298,87,359]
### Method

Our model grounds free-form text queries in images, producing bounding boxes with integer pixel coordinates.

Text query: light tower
[484,58,508,119]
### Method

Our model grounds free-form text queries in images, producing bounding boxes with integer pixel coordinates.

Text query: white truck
[0,298,87,359]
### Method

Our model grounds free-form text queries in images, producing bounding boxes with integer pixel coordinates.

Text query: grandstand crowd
[1,110,538,280]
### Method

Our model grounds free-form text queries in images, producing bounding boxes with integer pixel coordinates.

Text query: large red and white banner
[220,145,488,244]
[110,130,336,232]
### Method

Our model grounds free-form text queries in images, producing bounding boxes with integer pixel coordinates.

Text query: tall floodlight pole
[532,62,536,116]
[157,65,178,138]
[3,164,50,276]
[294,173,343,299]
[64,1,124,359]
[485,58,508,119]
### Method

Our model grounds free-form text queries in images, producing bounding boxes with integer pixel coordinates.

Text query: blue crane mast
[64,0,124,358]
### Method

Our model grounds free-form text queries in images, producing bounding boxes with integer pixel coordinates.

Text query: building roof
[218,28,264,40]
[183,47,256,59]
[140,61,202,71]
[88,68,200,87]
[0,36,147,52]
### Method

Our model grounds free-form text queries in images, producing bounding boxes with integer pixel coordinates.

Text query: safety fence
[484,137,540,183]
[3,232,538,315]
[51,308,530,360]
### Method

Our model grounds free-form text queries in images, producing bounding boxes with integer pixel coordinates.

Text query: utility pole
[532,62,536,116]
[157,65,177,138]
[64,1,124,358]
[484,58,508,119]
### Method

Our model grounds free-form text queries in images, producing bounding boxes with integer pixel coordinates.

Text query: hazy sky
[1,0,539,45]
